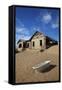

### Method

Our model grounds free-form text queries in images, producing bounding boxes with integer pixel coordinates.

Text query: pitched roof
[17,39,25,44]
[17,31,58,44]
[29,31,43,41]
[17,31,43,43]
[46,36,58,43]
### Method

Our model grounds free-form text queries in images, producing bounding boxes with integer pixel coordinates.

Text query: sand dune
[16,45,59,83]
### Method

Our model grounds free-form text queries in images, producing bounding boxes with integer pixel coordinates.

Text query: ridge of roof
[29,31,43,41]
[17,31,43,43]
[17,31,58,44]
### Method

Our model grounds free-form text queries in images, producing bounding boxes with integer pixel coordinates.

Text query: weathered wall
[16,34,46,51]
[30,35,46,50]
[17,41,23,51]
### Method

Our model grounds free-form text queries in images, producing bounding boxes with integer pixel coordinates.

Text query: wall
[31,35,46,50]
[17,42,23,51]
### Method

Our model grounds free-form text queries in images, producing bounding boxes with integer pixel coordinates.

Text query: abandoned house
[16,31,58,51]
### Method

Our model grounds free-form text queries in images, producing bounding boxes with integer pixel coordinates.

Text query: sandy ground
[15,45,59,83]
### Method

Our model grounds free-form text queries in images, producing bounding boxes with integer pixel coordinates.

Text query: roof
[46,36,58,43]
[17,39,25,44]
[46,36,57,41]
[17,31,58,44]
[29,31,43,41]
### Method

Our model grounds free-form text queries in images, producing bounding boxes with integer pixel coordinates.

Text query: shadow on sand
[39,64,56,73]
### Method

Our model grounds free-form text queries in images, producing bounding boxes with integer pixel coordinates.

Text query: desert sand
[16,45,59,83]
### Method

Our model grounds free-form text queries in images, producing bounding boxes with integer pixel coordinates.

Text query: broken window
[27,43,29,48]
[40,40,42,46]
[33,41,35,47]
[19,44,22,48]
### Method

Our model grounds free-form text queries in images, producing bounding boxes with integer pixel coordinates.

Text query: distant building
[17,31,58,51]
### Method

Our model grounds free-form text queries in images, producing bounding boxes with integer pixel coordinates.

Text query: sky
[16,7,60,44]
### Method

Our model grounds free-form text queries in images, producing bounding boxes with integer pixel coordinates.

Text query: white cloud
[33,27,40,32]
[42,13,52,24]
[16,27,31,41]
[21,36,31,40]
[52,17,59,29]
[16,18,24,27]
[16,18,30,38]
[52,23,59,29]
[16,17,31,42]
[16,27,30,36]
[16,27,24,33]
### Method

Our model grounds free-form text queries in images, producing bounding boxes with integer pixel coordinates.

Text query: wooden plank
[32,61,51,71]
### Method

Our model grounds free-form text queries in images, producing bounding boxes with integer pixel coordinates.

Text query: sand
[15,45,60,83]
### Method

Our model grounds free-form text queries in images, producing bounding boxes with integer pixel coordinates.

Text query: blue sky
[16,7,59,43]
